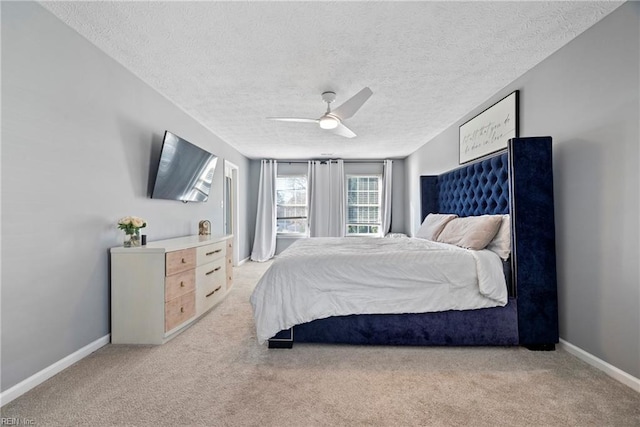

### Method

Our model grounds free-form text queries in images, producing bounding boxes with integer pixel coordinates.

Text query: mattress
[250,237,507,344]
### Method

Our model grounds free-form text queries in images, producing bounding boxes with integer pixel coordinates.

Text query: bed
[251,136,559,350]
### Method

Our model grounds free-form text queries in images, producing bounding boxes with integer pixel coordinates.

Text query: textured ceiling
[41,1,622,160]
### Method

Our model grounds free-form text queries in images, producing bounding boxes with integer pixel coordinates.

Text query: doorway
[224,160,240,266]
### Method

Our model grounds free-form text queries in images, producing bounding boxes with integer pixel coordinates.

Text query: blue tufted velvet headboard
[420,137,559,348]
[421,152,509,219]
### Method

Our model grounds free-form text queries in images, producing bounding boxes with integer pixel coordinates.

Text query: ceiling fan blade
[331,87,373,120]
[267,117,319,123]
[332,122,357,138]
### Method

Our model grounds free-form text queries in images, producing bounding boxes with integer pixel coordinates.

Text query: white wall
[406,2,639,378]
[1,2,251,391]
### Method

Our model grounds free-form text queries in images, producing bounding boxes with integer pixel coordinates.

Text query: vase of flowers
[118,216,147,247]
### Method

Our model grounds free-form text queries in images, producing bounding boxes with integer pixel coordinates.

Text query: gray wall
[406,3,639,378]
[1,2,251,391]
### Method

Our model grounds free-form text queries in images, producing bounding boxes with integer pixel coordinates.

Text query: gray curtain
[250,160,277,261]
[381,159,393,235]
[308,159,345,237]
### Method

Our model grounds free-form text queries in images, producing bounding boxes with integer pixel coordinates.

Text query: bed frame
[268,136,559,350]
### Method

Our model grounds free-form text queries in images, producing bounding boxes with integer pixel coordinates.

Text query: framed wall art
[459,90,519,164]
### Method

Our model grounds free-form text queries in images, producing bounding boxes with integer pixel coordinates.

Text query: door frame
[224,160,240,266]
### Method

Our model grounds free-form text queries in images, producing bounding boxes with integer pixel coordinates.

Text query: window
[276,175,308,235]
[347,175,382,236]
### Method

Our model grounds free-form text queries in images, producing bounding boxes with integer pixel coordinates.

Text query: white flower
[131,217,145,228]
[118,216,133,226]
[117,216,147,234]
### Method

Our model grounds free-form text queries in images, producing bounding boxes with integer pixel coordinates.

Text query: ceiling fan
[267,87,373,138]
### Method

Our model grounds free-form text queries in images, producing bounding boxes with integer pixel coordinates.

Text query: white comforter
[250,237,507,344]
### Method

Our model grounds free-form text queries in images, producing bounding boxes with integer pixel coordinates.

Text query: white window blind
[276,175,308,235]
[346,175,381,236]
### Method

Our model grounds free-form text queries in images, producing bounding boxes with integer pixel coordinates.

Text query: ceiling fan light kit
[267,87,373,138]
[319,115,339,129]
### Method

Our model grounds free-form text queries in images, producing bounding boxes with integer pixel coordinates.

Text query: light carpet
[2,261,638,426]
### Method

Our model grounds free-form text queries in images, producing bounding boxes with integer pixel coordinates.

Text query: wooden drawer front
[196,241,226,266]
[165,291,195,332]
[165,270,196,302]
[166,249,196,276]
[197,277,226,314]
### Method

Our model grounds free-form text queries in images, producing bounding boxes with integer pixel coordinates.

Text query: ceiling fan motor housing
[321,91,336,104]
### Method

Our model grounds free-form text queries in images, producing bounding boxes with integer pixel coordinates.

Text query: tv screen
[151,131,218,202]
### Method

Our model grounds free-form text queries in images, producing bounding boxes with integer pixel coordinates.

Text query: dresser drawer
[165,291,195,332]
[197,278,225,315]
[226,239,233,255]
[196,261,225,288]
[226,256,234,289]
[197,241,226,265]
[166,248,196,276]
[165,269,196,302]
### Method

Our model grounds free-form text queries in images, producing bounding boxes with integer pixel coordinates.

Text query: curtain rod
[276,159,391,164]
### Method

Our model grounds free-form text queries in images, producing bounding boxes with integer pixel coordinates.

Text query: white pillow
[436,215,503,250]
[415,213,458,241]
[486,214,511,260]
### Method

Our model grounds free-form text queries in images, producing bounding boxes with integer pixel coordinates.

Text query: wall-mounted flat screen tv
[151,131,218,202]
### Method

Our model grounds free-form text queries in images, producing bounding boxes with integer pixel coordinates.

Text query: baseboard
[0,334,110,407]
[237,256,250,266]
[559,339,639,393]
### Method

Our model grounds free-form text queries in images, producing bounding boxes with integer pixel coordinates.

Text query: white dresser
[110,234,233,344]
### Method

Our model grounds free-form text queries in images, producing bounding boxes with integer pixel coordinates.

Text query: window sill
[276,234,308,239]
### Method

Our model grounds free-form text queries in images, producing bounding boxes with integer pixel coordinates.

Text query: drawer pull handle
[206,249,222,256]
[180,307,184,313]
[205,267,222,275]
[181,258,186,264]
[206,286,222,298]
[180,281,185,288]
